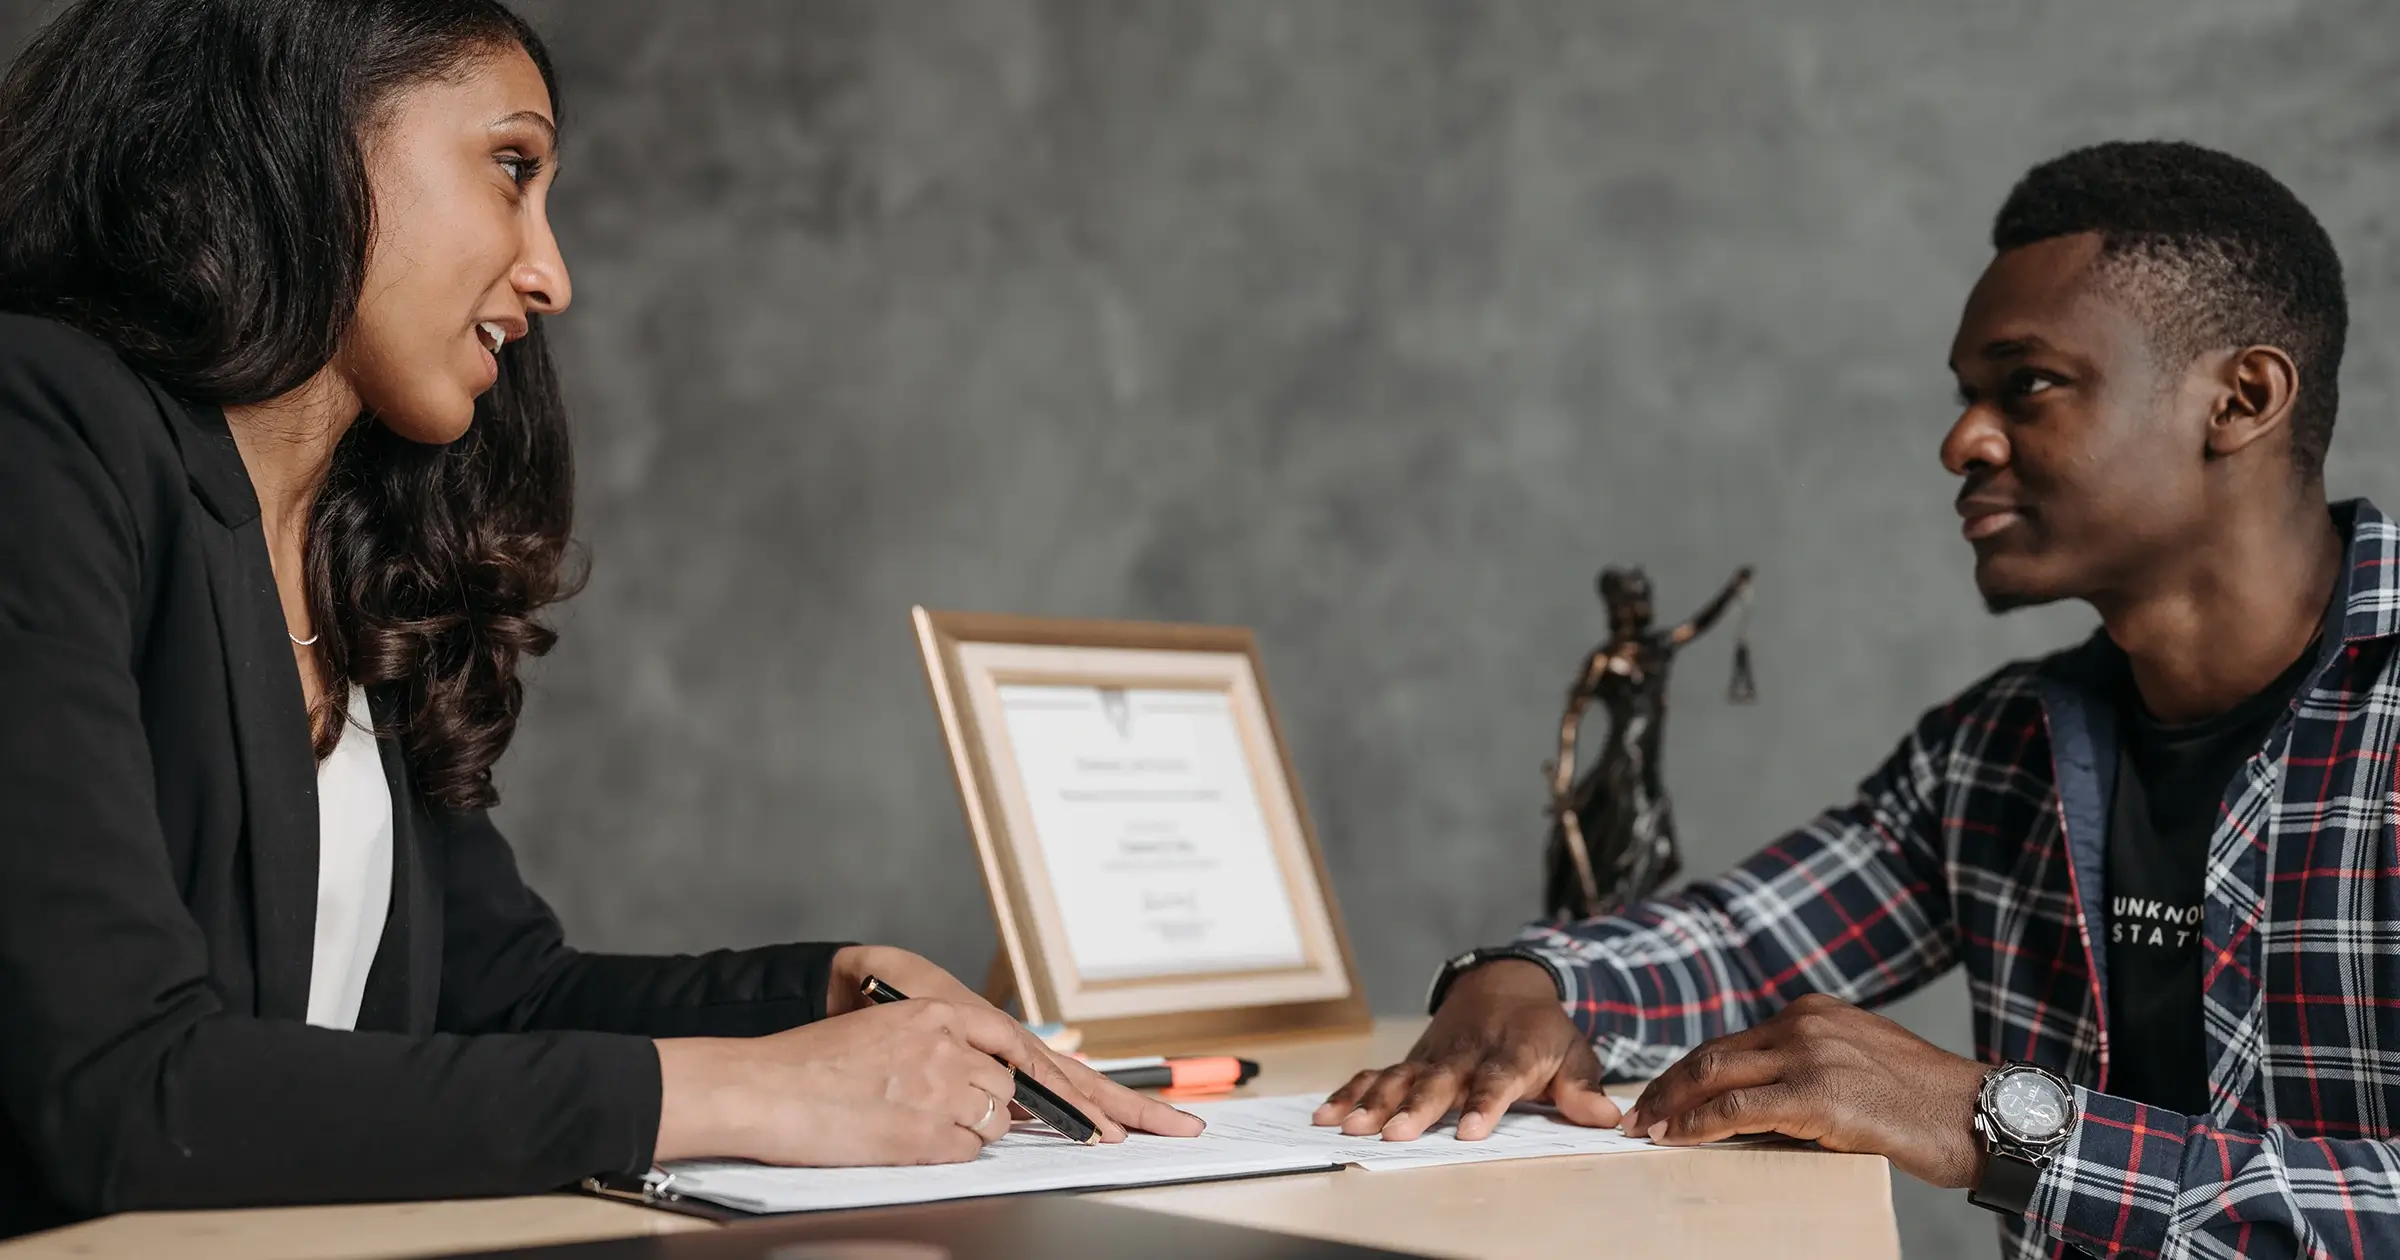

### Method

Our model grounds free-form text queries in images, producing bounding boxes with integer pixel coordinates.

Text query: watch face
[1989,1070,2071,1143]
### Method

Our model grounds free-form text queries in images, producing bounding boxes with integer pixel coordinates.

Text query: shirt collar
[2038,498,2388,692]
[2328,497,2400,646]
[163,393,262,528]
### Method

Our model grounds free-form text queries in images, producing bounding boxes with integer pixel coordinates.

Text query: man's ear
[2205,344,2301,459]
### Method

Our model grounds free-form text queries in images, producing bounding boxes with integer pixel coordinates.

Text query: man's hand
[1623,993,1990,1187]
[1312,960,1621,1141]
[826,944,1205,1142]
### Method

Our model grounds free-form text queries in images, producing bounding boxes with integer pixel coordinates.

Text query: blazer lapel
[173,397,321,1021]
[357,690,440,1034]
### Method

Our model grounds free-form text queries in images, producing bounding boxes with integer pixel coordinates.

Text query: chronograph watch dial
[1968,1062,2079,1217]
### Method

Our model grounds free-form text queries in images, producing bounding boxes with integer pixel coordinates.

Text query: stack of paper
[657,1127,1332,1214]
[656,1094,1680,1215]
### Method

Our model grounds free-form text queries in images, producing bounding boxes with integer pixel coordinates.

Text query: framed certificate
[912,608,1370,1053]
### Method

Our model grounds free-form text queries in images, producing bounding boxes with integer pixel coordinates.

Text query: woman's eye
[496,154,543,186]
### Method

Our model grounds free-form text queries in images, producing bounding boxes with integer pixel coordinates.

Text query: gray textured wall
[9,2,2400,1255]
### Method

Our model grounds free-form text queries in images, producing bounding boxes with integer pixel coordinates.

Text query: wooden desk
[0,1019,1897,1260]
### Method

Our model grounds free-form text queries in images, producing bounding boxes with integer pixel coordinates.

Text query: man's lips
[1956,498,2025,541]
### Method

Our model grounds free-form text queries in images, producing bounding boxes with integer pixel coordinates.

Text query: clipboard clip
[580,1165,679,1205]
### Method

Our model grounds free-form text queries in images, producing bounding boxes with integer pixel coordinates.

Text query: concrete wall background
[7,2,2398,1253]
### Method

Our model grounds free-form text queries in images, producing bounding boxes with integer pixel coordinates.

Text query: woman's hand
[654,997,1031,1165]
[651,945,1205,1167]
[825,945,1205,1144]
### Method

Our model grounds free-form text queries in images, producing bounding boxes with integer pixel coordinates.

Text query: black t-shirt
[2105,644,2318,1114]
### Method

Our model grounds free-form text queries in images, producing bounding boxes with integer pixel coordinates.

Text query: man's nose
[1941,405,2007,478]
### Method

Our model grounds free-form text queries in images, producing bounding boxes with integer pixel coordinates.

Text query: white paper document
[656,1094,1675,1214]
[657,1127,1335,1214]
[1180,1093,1674,1171]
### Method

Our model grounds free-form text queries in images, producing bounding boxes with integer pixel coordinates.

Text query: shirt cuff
[2024,1086,2188,1259]
[1506,929,1612,1018]
[1499,929,1694,1082]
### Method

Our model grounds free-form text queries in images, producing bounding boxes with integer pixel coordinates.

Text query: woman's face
[340,45,568,443]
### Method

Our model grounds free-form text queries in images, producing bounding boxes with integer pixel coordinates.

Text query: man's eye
[2005,371,2054,398]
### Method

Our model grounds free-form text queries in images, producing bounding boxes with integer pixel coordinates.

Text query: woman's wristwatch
[1968,1061,2079,1216]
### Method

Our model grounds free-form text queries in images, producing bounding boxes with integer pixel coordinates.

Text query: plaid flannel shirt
[1485,499,2400,1260]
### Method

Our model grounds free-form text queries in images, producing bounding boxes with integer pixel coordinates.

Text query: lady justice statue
[1542,564,1755,921]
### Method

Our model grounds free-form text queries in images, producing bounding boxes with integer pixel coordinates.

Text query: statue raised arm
[1668,565,1755,646]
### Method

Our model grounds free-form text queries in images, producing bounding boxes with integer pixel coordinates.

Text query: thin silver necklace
[288,629,319,647]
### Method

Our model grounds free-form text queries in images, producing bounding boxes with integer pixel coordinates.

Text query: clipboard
[575,1158,1341,1222]
[575,1169,755,1223]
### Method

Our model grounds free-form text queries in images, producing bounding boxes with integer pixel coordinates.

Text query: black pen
[858,975,1101,1145]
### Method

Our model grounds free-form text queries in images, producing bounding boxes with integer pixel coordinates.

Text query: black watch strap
[1425,946,1566,1014]
[1967,1150,2043,1216]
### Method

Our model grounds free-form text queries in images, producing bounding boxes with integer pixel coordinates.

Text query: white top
[306,684,394,1031]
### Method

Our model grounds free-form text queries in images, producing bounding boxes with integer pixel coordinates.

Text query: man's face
[1943,233,2213,612]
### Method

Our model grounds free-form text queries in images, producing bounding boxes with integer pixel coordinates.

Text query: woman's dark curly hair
[0,0,579,811]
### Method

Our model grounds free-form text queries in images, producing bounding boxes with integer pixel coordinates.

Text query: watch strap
[1968,1149,2044,1216]
[1425,946,1567,1014]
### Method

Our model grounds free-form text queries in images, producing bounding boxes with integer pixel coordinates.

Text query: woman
[0,0,1198,1239]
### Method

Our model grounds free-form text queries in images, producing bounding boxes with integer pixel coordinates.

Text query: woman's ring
[981,1095,998,1129]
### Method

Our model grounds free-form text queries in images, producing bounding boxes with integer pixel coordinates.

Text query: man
[1324,140,2392,1260]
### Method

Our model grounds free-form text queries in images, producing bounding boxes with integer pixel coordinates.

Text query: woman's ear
[2205,344,2301,460]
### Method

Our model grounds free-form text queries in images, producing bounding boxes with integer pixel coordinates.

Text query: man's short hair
[1991,140,2348,477]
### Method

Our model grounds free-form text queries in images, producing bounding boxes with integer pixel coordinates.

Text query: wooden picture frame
[912,607,1371,1055]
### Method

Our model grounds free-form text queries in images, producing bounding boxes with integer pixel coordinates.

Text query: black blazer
[0,314,843,1239]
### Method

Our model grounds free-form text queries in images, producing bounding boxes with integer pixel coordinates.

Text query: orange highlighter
[1085,1055,1260,1095]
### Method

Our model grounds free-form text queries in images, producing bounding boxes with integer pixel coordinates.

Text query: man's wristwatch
[1425,946,1566,1014]
[1967,1061,2078,1216]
